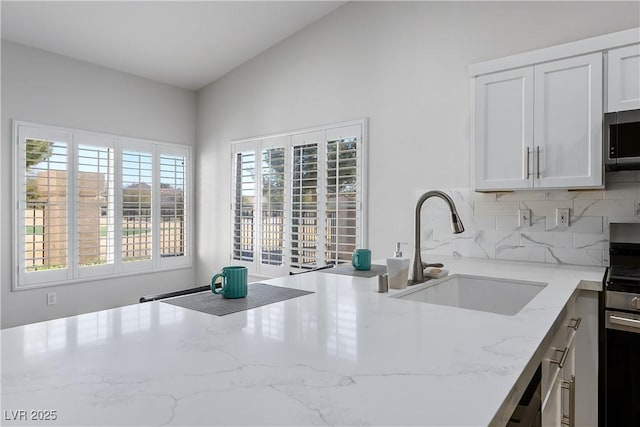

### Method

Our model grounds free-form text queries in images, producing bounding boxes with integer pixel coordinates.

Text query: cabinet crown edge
[469,27,640,77]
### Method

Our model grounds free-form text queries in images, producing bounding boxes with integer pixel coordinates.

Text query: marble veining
[1,257,603,426]
[419,181,640,267]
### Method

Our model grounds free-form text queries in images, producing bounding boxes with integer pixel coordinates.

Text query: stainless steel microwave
[605,108,640,171]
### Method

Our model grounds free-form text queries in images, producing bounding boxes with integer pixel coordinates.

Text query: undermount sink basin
[391,274,547,316]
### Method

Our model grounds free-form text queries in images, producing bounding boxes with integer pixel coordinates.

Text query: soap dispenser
[386,242,410,289]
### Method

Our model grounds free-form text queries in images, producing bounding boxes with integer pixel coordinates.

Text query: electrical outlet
[47,292,57,306]
[556,208,570,228]
[518,208,531,227]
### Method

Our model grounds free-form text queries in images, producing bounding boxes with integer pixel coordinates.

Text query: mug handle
[211,273,226,294]
[352,252,360,269]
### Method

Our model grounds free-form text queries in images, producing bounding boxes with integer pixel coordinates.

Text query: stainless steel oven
[602,223,640,426]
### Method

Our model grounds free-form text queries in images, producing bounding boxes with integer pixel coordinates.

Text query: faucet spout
[409,191,465,285]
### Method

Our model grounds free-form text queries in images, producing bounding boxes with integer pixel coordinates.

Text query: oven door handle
[610,315,640,330]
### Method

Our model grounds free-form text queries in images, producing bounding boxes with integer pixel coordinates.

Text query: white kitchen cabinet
[574,290,599,427]
[607,44,640,112]
[541,293,579,427]
[473,53,603,191]
[474,67,533,190]
[534,53,603,189]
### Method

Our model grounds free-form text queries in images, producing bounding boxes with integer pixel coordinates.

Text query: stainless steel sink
[391,274,547,315]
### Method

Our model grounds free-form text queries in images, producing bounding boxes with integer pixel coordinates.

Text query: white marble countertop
[1,256,604,426]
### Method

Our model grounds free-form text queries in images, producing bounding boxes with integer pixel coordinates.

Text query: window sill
[13,263,193,291]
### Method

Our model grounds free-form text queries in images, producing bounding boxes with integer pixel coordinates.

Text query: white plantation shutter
[325,125,362,266]
[15,122,192,289]
[231,120,367,277]
[259,141,286,276]
[291,132,322,270]
[121,147,153,268]
[18,126,72,285]
[233,149,256,263]
[76,134,115,278]
[159,153,186,260]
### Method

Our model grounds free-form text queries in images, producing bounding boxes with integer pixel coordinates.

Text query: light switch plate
[556,208,570,228]
[519,209,531,227]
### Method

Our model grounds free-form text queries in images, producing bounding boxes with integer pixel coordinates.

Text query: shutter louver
[291,143,319,270]
[24,138,68,272]
[77,144,114,267]
[122,150,153,263]
[160,155,186,258]
[233,151,256,262]
[325,136,359,265]
[260,147,285,266]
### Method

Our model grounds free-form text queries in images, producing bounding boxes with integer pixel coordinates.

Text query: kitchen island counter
[1,256,603,426]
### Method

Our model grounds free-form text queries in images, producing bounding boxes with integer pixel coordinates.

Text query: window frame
[13,120,193,290]
[230,119,368,278]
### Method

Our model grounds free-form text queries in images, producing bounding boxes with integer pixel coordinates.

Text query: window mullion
[254,141,263,274]
[317,132,327,268]
[283,137,292,273]
[152,145,160,269]
[113,141,123,274]
[68,135,78,281]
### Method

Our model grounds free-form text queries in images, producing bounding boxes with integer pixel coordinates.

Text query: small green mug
[210,266,248,299]
[352,249,372,271]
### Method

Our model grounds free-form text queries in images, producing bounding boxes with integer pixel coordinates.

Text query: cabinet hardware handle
[561,375,576,427]
[536,146,541,179]
[526,147,531,178]
[551,346,569,368]
[568,317,582,330]
[550,325,578,368]
[610,315,640,329]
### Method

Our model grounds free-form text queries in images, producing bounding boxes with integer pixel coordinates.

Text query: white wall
[195,1,640,284]
[1,41,197,328]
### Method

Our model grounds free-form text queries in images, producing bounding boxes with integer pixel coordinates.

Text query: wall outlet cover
[556,208,570,228]
[47,292,57,305]
[519,208,531,227]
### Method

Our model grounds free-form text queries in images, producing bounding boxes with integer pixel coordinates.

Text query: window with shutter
[14,121,192,289]
[231,120,367,277]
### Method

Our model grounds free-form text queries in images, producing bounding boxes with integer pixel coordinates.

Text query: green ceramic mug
[352,249,372,271]
[210,266,248,299]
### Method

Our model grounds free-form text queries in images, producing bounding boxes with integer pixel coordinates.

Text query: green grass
[26,226,44,235]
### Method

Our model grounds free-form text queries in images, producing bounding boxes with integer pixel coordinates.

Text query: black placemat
[319,264,387,278]
[161,283,314,316]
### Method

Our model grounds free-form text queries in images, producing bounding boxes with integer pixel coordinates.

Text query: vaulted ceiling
[1,1,345,91]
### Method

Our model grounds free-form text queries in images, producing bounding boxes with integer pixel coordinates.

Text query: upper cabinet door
[474,67,534,191]
[607,44,640,112]
[534,53,603,189]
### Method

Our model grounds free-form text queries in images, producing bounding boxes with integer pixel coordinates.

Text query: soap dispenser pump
[394,242,408,258]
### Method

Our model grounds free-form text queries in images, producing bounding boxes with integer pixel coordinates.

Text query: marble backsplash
[419,171,640,267]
